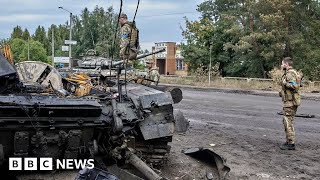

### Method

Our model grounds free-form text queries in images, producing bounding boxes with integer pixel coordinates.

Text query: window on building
[176,59,184,70]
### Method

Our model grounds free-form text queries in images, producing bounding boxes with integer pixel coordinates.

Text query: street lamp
[209,45,212,85]
[58,6,72,68]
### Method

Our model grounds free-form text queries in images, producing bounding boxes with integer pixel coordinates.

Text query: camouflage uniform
[120,22,139,62]
[138,63,160,85]
[148,68,160,85]
[279,68,301,145]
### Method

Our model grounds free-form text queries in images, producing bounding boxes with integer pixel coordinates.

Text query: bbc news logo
[9,157,94,170]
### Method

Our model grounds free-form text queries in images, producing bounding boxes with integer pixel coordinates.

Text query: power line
[137,11,199,18]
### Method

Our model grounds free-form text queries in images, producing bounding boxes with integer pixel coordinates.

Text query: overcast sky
[0,0,202,51]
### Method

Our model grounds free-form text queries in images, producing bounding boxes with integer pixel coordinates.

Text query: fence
[160,75,320,92]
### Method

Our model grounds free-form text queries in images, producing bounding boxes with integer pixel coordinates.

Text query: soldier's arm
[284,72,299,91]
[120,25,131,56]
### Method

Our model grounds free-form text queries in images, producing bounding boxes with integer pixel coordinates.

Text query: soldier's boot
[280,142,295,150]
[288,143,295,150]
[280,142,288,150]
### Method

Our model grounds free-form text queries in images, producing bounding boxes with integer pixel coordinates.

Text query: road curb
[159,83,320,101]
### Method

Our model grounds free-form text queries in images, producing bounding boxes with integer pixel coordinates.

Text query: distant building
[151,42,188,76]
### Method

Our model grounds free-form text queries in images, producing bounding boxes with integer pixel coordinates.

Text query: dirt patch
[161,121,320,180]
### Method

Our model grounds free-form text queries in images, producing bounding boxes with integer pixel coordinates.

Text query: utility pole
[59,6,73,69]
[69,12,72,69]
[209,45,212,85]
[27,38,30,61]
[52,28,55,66]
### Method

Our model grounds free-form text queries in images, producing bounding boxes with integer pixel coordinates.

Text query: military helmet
[146,60,154,65]
[120,13,128,19]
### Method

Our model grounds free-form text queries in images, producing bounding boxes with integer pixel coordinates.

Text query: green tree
[223,0,292,78]
[182,15,239,76]
[20,40,48,63]
[10,38,47,63]
[48,24,61,56]
[133,60,145,70]
[7,6,130,64]
[11,26,23,39]
[72,6,119,58]
[182,0,320,80]
[10,38,27,61]
[22,28,31,41]
[33,26,50,54]
[47,24,69,57]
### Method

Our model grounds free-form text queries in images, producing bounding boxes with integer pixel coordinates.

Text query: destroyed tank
[58,48,165,81]
[0,53,187,179]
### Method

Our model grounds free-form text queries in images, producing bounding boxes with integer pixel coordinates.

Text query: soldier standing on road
[118,13,139,65]
[279,57,301,150]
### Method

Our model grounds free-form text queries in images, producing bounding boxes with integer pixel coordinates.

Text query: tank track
[134,136,172,167]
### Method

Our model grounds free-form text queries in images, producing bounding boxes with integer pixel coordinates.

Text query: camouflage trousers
[282,105,298,144]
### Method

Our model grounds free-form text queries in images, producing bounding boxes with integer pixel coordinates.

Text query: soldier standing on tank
[279,57,301,150]
[118,13,139,65]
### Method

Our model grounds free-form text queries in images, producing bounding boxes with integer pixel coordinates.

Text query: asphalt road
[164,88,320,180]
[17,88,320,180]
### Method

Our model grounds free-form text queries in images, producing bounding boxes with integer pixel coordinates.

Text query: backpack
[129,22,140,50]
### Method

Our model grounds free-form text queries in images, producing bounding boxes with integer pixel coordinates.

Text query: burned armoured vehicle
[58,48,165,87]
[0,53,187,179]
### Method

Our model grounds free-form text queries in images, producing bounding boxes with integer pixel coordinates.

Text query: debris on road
[277,112,315,118]
[256,173,271,178]
[182,147,231,180]
[206,172,214,179]
[75,167,119,180]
